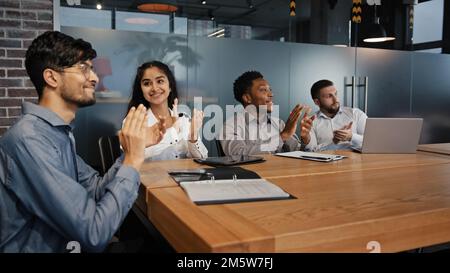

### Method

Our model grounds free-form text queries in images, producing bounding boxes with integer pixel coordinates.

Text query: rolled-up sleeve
[350,108,367,149]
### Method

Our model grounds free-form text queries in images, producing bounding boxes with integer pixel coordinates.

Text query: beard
[61,86,96,108]
[321,102,340,115]
[76,97,96,108]
[62,92,96,107]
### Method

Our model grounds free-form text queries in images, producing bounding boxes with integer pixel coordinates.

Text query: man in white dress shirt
[304,79,368,152]
[219,71,313,156]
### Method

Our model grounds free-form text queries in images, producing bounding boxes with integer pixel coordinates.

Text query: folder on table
[168,166,260,183]
[193,155,265,167]
[275,151,346,162]
[179,178,292,205]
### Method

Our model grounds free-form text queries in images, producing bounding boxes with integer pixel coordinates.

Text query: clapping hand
[280,104,304,141]
[300,106,316,145]
[189,108,204,143]
[146,116,166,147]
[333,122,353,143]
[171,98,181,132]
[119,104,148,171]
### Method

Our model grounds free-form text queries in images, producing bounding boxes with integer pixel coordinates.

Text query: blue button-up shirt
[0,102,140,253]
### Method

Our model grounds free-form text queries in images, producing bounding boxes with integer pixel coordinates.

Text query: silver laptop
[353,118,423,154]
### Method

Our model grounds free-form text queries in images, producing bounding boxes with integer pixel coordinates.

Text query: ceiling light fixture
[201,0,207,5]
[138,2,178,13]
[96,1,102,10]
[207,28,225,37]
[363,4,395,43]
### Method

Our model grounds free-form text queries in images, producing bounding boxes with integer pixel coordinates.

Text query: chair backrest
[98,135,121,175]
[215,138,226,157]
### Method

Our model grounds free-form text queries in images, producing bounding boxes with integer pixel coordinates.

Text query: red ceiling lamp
[137,2,178,13]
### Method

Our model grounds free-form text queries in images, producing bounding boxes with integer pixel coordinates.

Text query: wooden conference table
[418,143,450,156]
[136,150,450,253]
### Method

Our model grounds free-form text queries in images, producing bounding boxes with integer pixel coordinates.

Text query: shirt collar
[317,107,343,120]
[22,101,75,130]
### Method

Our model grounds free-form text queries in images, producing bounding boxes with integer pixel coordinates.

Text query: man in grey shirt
[304,79,367,152]
[219,71,314,155]
[0,31,164,252]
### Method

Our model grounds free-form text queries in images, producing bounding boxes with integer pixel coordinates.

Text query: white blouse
[138,109,208,161]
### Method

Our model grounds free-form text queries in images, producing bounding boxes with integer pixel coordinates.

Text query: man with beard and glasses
[304,79,367,152]
[0,31,166,252]
[219,71,314,156]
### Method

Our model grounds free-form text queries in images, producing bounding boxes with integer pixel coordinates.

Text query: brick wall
[0,0,53,136]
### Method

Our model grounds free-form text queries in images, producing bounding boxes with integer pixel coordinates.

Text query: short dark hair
[233,71,264,104]
[25,31,97,99]
[127,61,178,113]
[311,79,334,100]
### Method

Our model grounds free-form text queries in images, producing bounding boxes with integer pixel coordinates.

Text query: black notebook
[193,155,265,167]
[168,166,261,184]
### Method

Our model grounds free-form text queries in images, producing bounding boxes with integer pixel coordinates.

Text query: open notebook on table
[179,178,292,205]
[275,151,346,162]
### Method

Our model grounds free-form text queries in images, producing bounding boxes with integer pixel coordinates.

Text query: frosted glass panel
[289,43,355,113]
[60,7,111,29]
[356,47,412,117]
[412,52,450,143]
[174,17,188,35]
[187,36,291,120]
[413,0,444,44]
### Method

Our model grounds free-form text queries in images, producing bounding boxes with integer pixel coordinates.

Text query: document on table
[180,179,291,205]
[275,151,346,162]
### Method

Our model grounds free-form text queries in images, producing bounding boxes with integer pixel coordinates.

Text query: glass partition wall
[56,0,450,168]
[57,0,448,52]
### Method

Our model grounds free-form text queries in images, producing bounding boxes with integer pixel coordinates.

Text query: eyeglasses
[61,62,97,79]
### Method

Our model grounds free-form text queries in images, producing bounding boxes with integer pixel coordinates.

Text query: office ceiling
[62,0,313,29]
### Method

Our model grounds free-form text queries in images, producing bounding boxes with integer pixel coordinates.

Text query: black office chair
[98,135,121,175]
[215,138,226,157]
